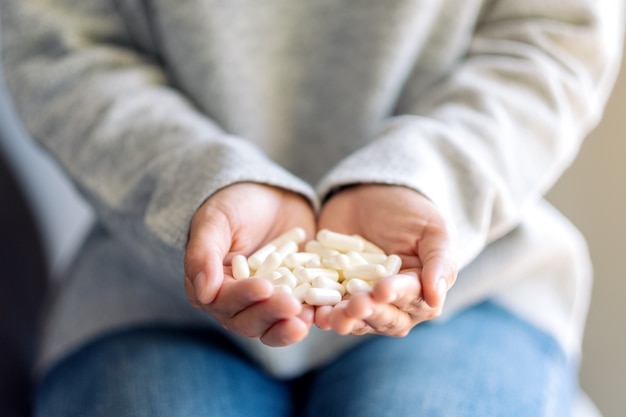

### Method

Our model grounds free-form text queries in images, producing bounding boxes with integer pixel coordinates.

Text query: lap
[34,327,293,417]
[302,301,576,417]
[34,301,577,417]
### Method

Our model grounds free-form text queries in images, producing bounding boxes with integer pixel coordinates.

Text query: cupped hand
[315,184,458,337]
[184,182,316,346]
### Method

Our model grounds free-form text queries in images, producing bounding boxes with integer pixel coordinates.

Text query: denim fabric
[34,301,576,417]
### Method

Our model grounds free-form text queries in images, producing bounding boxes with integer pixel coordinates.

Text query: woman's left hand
[315,184,458,336]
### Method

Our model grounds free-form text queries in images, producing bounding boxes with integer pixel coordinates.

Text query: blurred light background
[548,42,626,417]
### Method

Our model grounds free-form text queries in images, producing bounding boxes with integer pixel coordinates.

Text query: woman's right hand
[183,182,316,347]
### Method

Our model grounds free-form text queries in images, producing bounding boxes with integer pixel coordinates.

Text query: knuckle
[407,297,427,311]
[224,319,260,339]
[375,314,404,334]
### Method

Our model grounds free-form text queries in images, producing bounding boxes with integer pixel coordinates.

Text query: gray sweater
[1,0,623,378]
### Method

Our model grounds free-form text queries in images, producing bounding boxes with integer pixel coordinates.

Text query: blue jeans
[34,301,577,417]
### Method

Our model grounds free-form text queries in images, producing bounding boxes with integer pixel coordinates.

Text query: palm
[184,183,316,346]
[318,185,442,270]
[316,184,457,336]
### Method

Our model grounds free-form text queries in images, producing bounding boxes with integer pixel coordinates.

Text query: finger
[208,277,275,316]
[226,292,303,338]
[313,306,333,330]
[416,222,458,308]
[370,272,421,307]
[349,321,375,336]
[420,253,456,309]
[184,210,233,304]
[341,288,416,337]
[360,302,413,337]
[313,305,334,330]
[260,315,312,347]
[328,293,378,335]
[297,304,315,328]
[184,274,201,309]
[327,300,363,335]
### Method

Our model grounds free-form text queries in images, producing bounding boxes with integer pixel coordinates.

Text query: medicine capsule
[322,253,351,270]
[275,240,299,258]
[277,266,297,280]
[358,252,389,265]
[304,240,340,258]
[353,235,386,254]
[345,278,373,295]
[316,229,365,253]
[273,284,293,295]
[384,254,402,275]
[346,251,369,266]
[269,227,307,247]
[248,244,277,270]
[293,283,312,303]
[294,267,340,283]
[343,264,388,281]
[312,275,346,296]
[283,252,320,269]
[254,271,282,281]
[274,271,298,289]
[232,254,250,280]
[255,252,283,276]
[304,288,342,306]
[304,257,322,268]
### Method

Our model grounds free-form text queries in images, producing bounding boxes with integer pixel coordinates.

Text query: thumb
[417,224,458,309]
[184,209,233,304]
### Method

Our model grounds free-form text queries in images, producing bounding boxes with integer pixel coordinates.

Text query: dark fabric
[0,147,48,417]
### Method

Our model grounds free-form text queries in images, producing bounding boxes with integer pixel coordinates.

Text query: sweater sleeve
[317,1,624,268]
[0,0,317,279]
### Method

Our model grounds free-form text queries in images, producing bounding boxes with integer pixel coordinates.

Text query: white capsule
[384,254,403,275]
[248,244,277,270]
[347,251,369,266]
[231,254,250,280]
[322,253,351,270]
[294,267,340,283]
[283,252,321,269]
[254,271,282,281]
[277,266,297,279]
[304,257,322,268]
[353,235,386,254]
[312,275,346,296]
[254,252,283,276]
[345,278,373,295]
[304,288,342,306]
[274,271,298,289]
[358,252,389,265]
[304,240,341,258]
[273,284,293,295]
[275,240,299,258]
[269,227,307,247]
[293,283,312,303]
[316,229,365,253]
[343,264,388,281]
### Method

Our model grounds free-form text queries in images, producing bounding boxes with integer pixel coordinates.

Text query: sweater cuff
[316,115,487,268]
[146,136,319,254]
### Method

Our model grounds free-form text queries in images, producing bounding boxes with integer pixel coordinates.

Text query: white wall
[548,44,626,417]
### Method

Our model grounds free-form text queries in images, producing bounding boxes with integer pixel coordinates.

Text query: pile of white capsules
[230,228,402,306]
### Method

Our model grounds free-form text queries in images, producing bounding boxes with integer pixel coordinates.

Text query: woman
[1,1,622,415]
